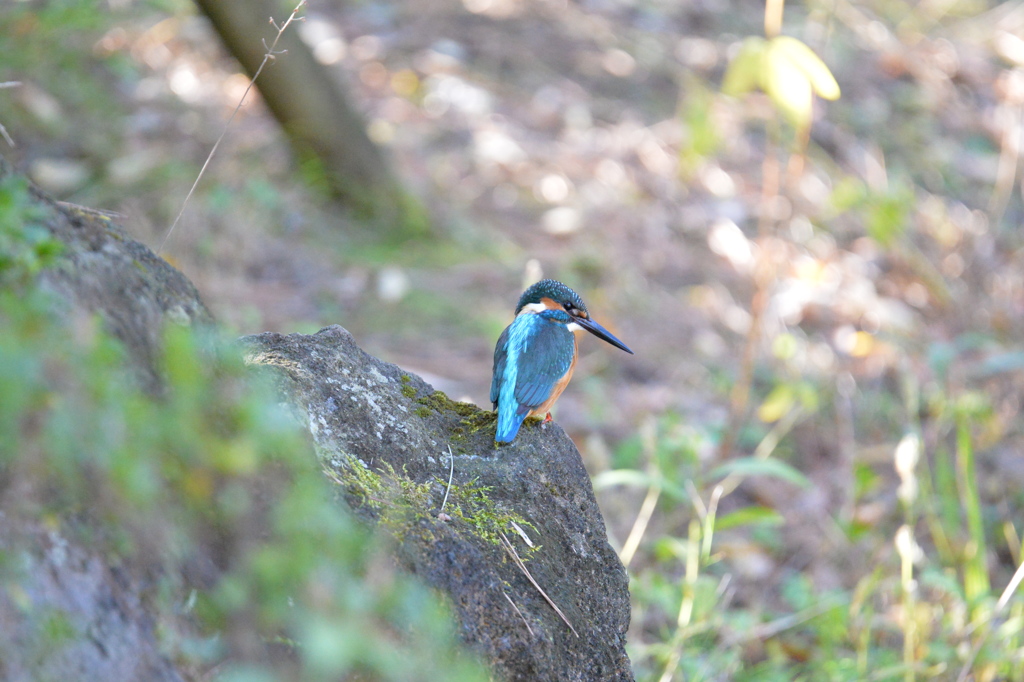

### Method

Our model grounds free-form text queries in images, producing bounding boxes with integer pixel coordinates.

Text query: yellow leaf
[722,37,766,97]
[771,36,840,100]
[849,331,874,357]
[758,384,795,423]
[772,332,798,360]
[763,43,813,129]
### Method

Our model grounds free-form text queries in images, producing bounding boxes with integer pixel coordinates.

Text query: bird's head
[514,279,634,354]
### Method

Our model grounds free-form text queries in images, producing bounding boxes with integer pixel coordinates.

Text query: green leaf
[722,37,766,97]
[591,469,655,490]
[591,468,690,501]
[757,384,795,423]
[866,190,911,246]
[711,457,811,488]
[714,505,784,530]
[829,175,867,212]
[771,36,841,100]
[679,78,721,174]
[763,42,814,129]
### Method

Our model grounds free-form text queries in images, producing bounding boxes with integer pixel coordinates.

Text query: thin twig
[619,417,660,568]
[441,445,454,513]
[718,111,792,463]
[956,556,1024,682]
[158,1,306,255]
[502,591,534,637]
[717,406,804,498]
[499,532,579,638]
[988,94,1022,222]
[509,520,535,548]
[55,201,123,219]
[619,482,660,568]
[722,597,844,647]
[0,81,22,148]
[996,558,1024,612]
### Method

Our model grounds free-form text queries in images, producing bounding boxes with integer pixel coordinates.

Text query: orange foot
[543,412,553,423]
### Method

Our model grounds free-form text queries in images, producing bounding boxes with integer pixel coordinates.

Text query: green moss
[61,203,111,223]
[401,384,417,399]
[416,390,479,418]
[39,609,77,648]
[328,458,537,558]
[406,388,500,441]
[445,480,538,556]
[460,410,497,435]
[329,460,434,542]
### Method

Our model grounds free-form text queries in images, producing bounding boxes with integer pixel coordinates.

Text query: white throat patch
[517,302,550,315]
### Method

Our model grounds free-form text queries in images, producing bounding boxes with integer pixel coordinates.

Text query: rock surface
[0,522,185,682]
[35,198,213,393]
[243,326,634,681]
[0,161,201,680]
[1,159,633,681]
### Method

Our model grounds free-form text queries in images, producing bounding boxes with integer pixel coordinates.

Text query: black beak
[575,316,634,354]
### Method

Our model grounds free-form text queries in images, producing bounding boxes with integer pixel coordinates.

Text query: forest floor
[4,0,1024,678]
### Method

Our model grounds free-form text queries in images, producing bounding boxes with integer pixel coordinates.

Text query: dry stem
[158,1,307,255]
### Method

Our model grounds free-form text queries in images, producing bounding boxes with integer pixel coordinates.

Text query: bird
[490,279,633,443]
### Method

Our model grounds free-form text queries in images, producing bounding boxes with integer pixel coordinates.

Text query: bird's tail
[495,403,530,443]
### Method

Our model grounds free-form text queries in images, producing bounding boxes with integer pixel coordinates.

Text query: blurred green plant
[711,0,842,464]
[829,174,915,247]
[598,375,1024,681]
[0,289,487,680]
[722,35,840,133]
[0,174,63,287]
[0,0,131,150]
[721,0,839,143]
[594,413,824,680]
[678,78,722,178]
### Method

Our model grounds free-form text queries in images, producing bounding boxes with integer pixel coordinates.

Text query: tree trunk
[192,0,430,239]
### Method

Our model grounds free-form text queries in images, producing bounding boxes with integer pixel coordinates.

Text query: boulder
[243,326,634,681]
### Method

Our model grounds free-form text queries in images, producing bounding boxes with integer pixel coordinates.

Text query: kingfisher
[490,279,633,443]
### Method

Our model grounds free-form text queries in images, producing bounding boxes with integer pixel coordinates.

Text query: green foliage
[709,456,810,489]
[0,0,130,153]
[0,175,63,288]
[678,78,722,177]
[828,174,917,247]
[0,293,488,681]
[722,35,840,130]
[756,380,819,423]
[606,377,1024,681]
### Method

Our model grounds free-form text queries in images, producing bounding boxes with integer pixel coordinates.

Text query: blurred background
[4,0,1024,678]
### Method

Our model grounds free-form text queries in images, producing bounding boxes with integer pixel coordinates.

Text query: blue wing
[491,313,575,443]
[490,326,510,409]
[512,322,575,408]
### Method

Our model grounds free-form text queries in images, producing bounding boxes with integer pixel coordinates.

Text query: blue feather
[491,310,575,443]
